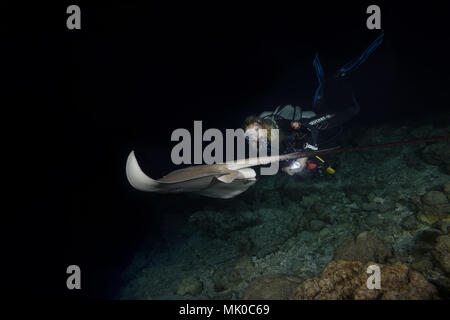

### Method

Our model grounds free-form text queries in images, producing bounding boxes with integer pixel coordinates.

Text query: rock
[243,274,303,300]
[209,291,234,300]
[176,276,203,296]
[362,202,378,211]
[333,232,391,263]
[313,202,327,216]
[411,260,433,273]
[301,194,320,208]
[432,235,450,274]
[256,245,278,259]
[237,236,255,255]
[376,263,439,300]
[412,239,434,255]
[372,197,384,204]
[298,231,315,242]
[310,220,326,231]
[350,194,362,203]
[411,125,433,139]
[401,215,417,231]
[379,200,395,212]
[346,203,359,210]
[416,191,450,226]
[417,228,443,243]
[365,214,380,227]
[189,209,260,238]
[295,260,439,300]
[444,182,450,198]
[319,227,331,239]
[282,183,303,202]
[424,191,449,209]
[435,275,450,299]
[368,193,377,202]
[213,256,255,292]
[421,141,450,169]
[432,220,450,235]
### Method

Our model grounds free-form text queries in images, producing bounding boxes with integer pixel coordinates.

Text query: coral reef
[118,120,450,300]
[212,256,255,293]
[414,190,450,225]
[444,182,450,198]
[176,276,203,296]
[333,232,391,263]
[432,235,450,273]
[295,260,439,300]
[421,141,450,174]
[243,274,303,300]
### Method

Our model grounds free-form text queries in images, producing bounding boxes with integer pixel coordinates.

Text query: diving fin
[335,30,384,79]
[313,53,325,106]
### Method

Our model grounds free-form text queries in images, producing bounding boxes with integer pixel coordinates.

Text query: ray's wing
[126,151,221,192]
[196,176,257,199]
[126,151,161,191]
[158,165,225,183]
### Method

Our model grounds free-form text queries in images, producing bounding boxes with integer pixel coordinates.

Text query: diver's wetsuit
[278,31,384,153]
[273,81,361,153]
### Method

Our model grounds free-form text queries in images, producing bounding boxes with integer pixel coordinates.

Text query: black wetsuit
[274,81,360,153]
[277,31,384,153]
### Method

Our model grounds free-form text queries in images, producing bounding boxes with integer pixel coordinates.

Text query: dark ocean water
[4,2,449,300]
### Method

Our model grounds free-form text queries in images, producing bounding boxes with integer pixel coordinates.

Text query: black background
[3,2,449,299]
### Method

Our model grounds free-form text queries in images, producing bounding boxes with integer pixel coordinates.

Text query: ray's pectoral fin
[217,170,240,183]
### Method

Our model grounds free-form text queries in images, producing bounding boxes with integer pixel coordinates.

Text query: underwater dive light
[290,160,301,170]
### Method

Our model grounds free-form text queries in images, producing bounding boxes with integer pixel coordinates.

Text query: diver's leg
[334,30,384,79]
[322,94,360,129]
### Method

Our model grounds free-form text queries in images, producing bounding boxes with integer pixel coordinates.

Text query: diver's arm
[299,122,319,150]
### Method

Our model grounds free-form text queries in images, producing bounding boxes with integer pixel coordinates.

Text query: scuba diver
[243,31,384,176]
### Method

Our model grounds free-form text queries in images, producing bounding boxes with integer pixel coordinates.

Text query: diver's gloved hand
[304,142,318,151]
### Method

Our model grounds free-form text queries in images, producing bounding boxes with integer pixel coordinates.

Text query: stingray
[125,150,307,199]
[126,135,450,199]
